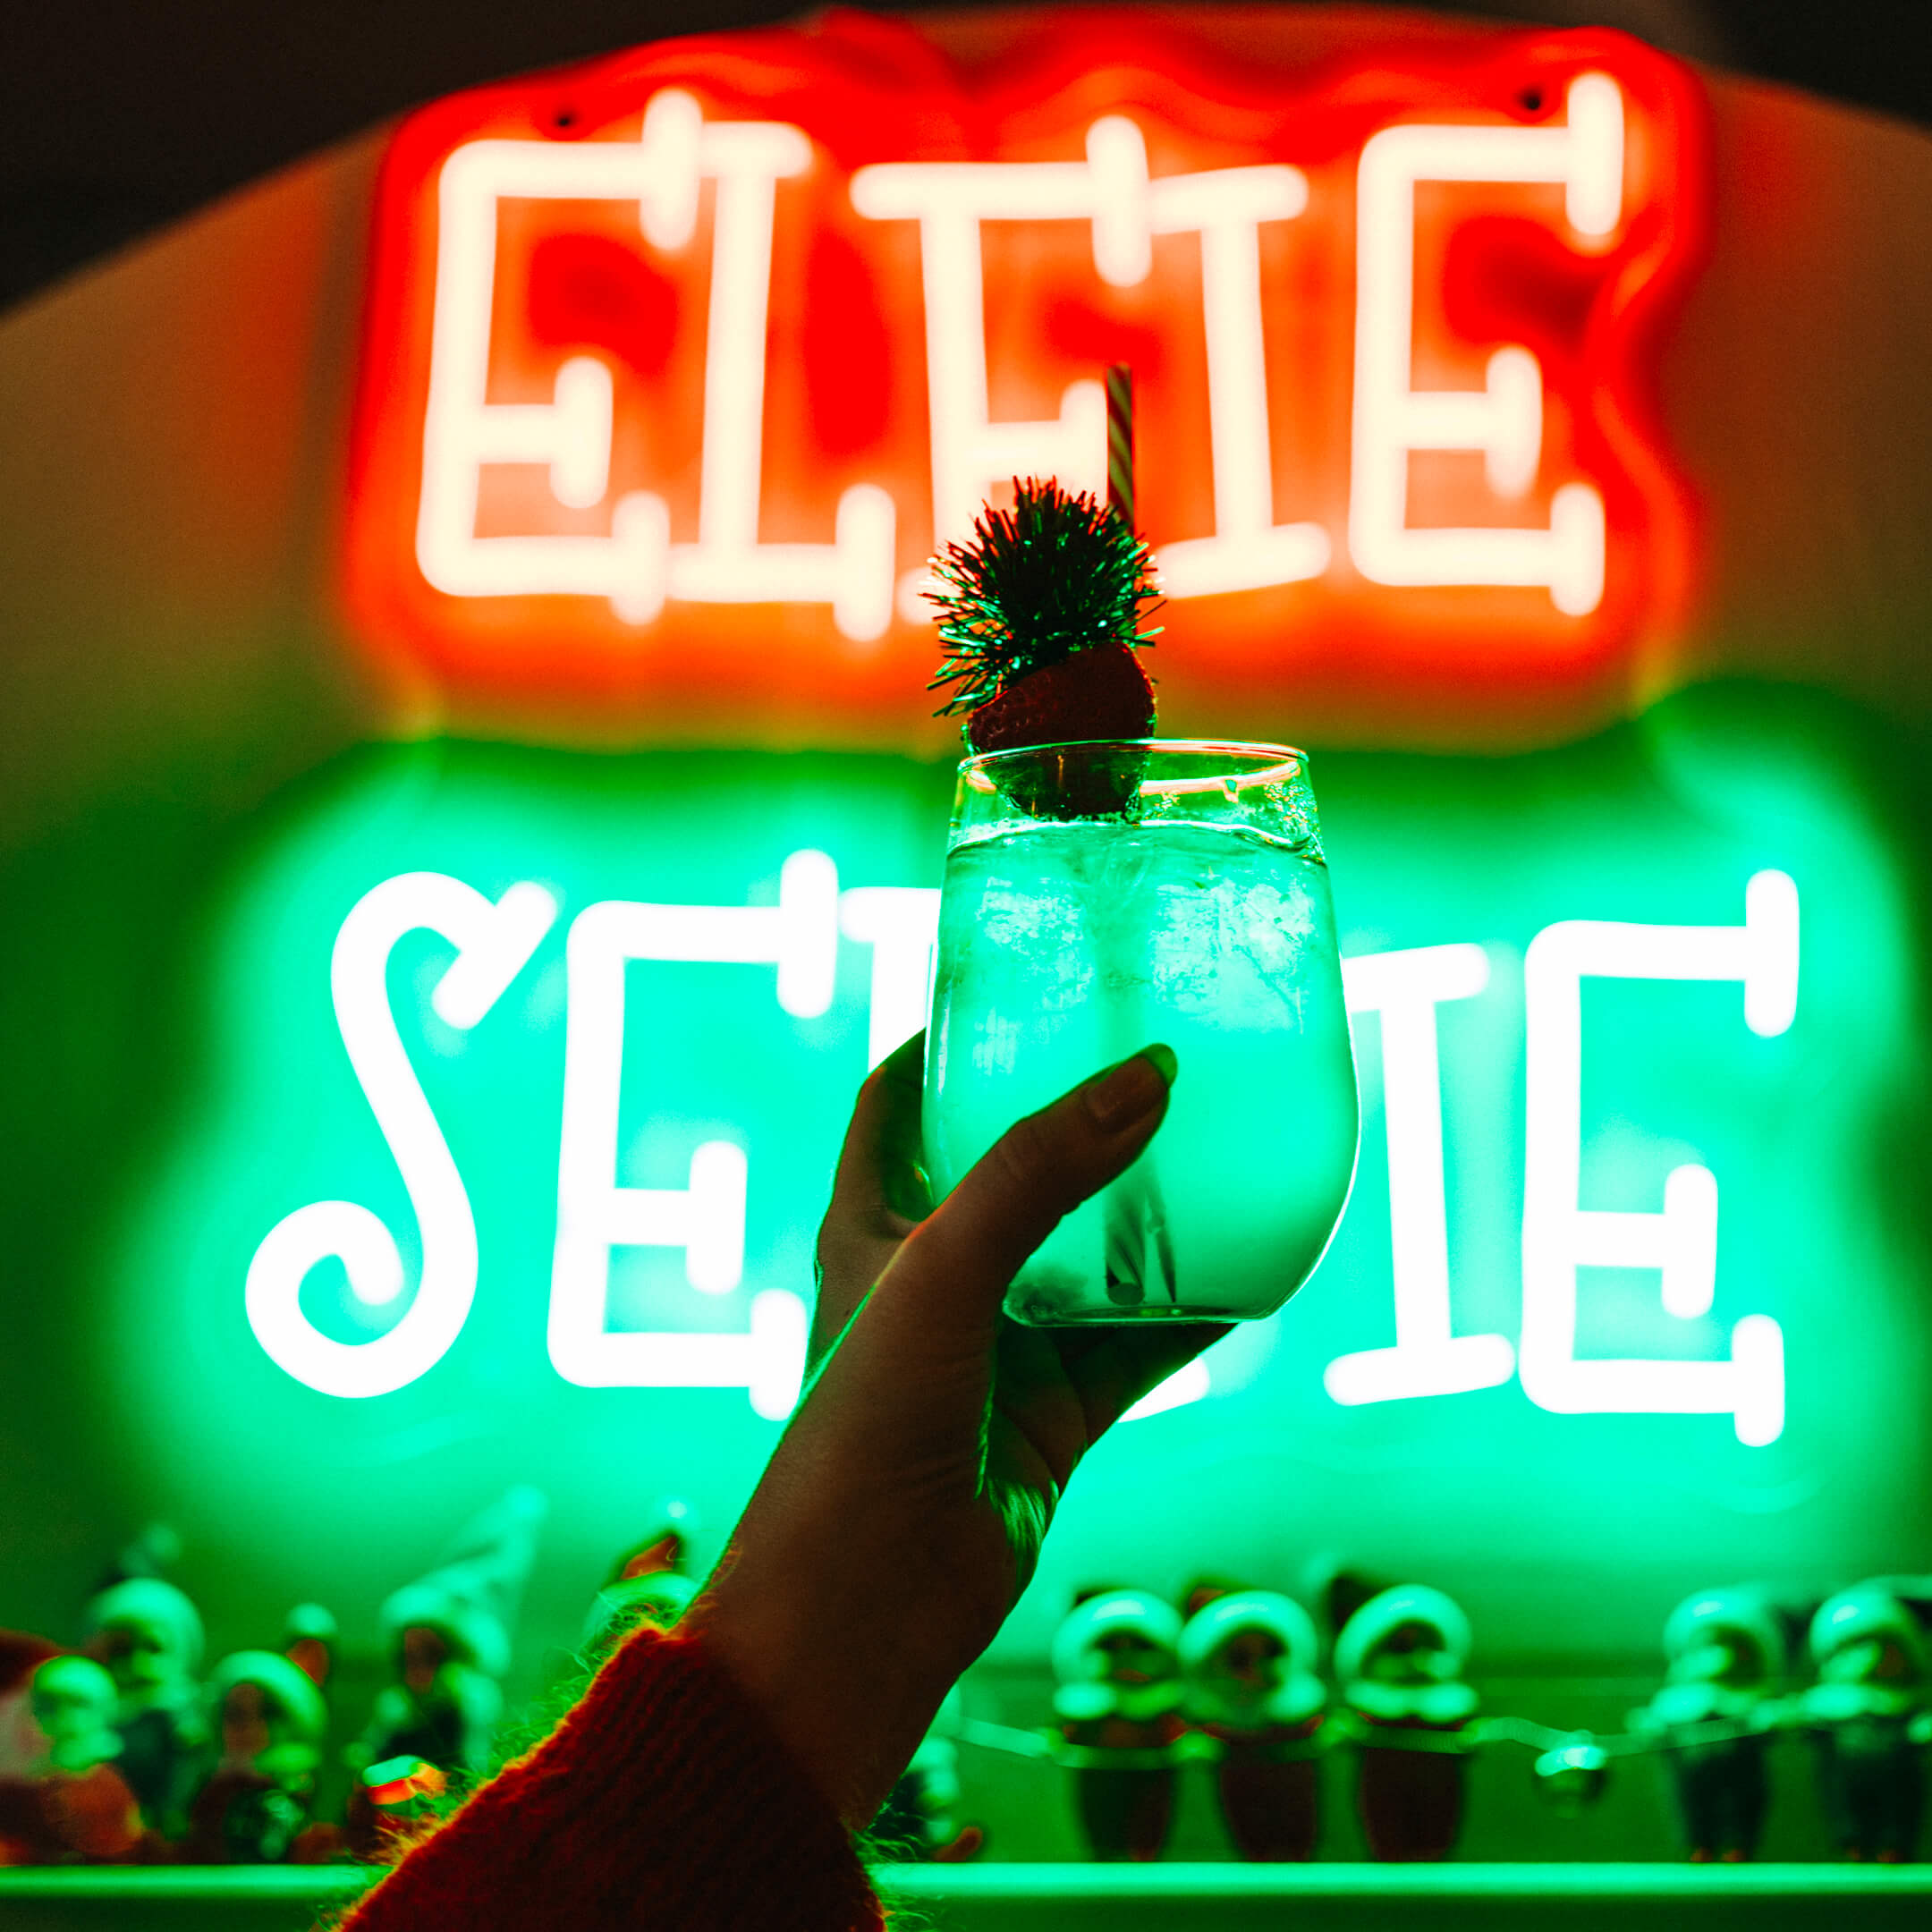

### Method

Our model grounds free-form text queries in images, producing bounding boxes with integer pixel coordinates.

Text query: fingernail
[1084,1046,1178,1131]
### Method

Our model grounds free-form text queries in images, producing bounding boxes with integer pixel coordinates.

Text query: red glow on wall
[342,9,1709,750]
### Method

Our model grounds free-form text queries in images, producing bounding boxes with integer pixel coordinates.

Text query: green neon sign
[96,685,1928,1657]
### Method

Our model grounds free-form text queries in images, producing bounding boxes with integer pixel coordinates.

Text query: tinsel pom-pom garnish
[926,478,1162,766]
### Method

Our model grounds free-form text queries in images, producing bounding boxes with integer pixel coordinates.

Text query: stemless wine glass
[923,740,1359,1325]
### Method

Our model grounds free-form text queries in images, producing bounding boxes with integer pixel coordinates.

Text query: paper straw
[1101,363,1169,1304]
[1106,362,1134,526]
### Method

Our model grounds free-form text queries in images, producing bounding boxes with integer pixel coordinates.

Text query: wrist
[689,1510,992,1828]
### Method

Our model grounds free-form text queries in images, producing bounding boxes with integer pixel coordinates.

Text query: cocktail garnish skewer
[927,375,1178,1305]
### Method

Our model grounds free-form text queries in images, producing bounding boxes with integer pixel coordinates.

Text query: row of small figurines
[1,1496,648,1867]
[4,1539,1928,1866]
[873,1573,1932,1863]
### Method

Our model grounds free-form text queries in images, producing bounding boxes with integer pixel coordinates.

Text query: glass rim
[959,737,1309,799]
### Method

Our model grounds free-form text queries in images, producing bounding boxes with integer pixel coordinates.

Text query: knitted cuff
[346,1626,883,1932]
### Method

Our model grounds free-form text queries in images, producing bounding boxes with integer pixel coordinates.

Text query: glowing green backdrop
[47,681,1932,1664]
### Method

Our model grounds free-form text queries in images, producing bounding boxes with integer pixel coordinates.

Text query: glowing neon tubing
[246,874,557,1398]
[1519,871,1797,1445]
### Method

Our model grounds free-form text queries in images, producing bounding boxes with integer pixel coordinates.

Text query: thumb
[862,1046,1177,1357]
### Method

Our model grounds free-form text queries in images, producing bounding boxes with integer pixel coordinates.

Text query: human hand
[691,1035,1225,1827]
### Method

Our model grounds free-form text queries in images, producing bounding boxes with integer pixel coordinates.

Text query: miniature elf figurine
[281,1605,337,1696]
[83,1577,209,1830]
[1050,1589,1187,1861]
[180,1651,332,1864]
[344,1490,544,1860]
[873,1686,985,1862]
[0,1633,61,1782]
[1335,1585,1479,1862]
[1801,1582,1930,1861]
[0,1655,146,1865]
[352,1487,547,1784]
[0,1637,62,1862]
[352,1599,501,1789]
[1632,1587,1785,1861]
[1180,1589,1326,1860]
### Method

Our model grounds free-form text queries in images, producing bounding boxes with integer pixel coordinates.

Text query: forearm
[700,1043,1181,1833]
[689,1472,1007,1831]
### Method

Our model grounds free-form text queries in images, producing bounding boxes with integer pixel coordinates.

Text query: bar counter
[3,1863,1929,1930]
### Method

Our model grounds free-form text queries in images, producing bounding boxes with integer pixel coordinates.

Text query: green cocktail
[924,739,1359,1325]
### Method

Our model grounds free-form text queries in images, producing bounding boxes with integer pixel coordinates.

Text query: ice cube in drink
[924,815,1359,1324]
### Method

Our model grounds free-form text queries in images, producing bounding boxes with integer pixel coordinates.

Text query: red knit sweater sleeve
[339,1627,883,1932]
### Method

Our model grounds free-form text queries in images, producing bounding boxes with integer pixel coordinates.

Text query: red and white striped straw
[1105,362,1134,528]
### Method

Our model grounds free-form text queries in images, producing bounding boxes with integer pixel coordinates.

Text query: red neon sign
[344,9,1707,750]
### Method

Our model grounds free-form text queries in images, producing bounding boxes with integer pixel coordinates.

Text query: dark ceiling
[2,0,1927,311]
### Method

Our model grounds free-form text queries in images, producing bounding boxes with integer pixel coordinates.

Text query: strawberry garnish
[927,479,1161,783]
[963,641,1155,756]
